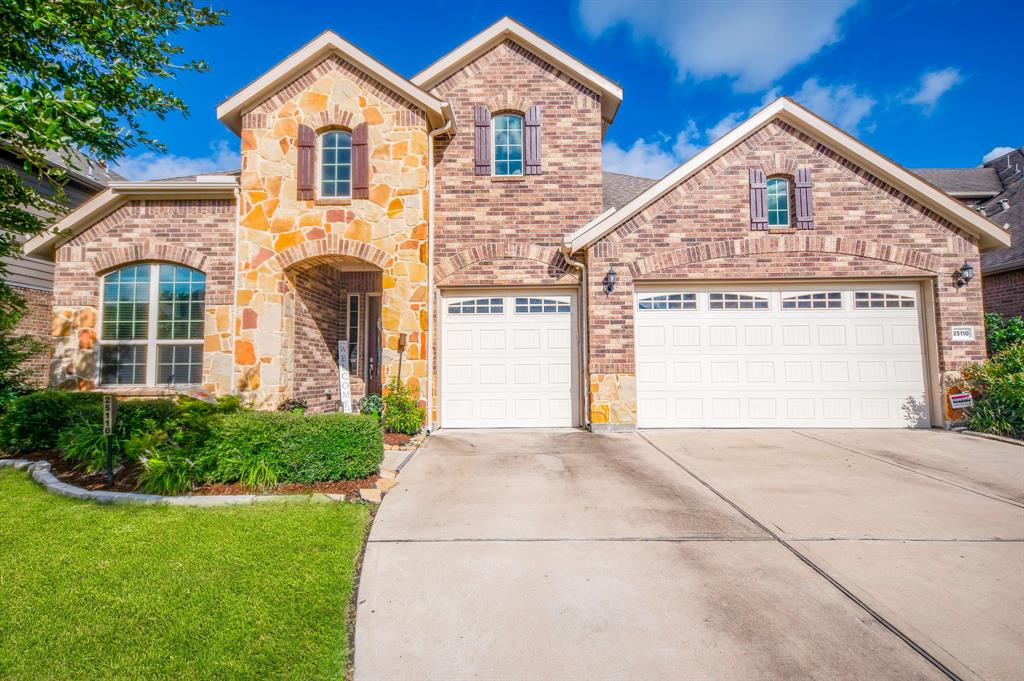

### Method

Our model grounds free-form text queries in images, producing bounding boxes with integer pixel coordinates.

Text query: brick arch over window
[90,244,207,275]
[486,91,531,115]
[436,242,576,283]
[627,236,940,278]
[757,153,801,177]
[266,235,394,273]
[304,105,357,132]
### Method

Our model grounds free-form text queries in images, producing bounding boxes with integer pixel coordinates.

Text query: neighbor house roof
[602,171,657,210]
[565,97,1013,254]
[216,30,449,135]
[22,176,239,258]
[911,167,1003,197]
[412,17,623,127]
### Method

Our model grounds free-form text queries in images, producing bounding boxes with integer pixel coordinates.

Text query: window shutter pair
[296,123,369,200]
[748,166,815,230]
[473,104,542,175]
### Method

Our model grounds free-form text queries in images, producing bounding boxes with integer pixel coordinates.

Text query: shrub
[964,342,1024,439]
[985,313,1024,356]
[130,429,204,496]
[358,394,383,416]
[382,378,423,435]
[116,398,180,435]
[0,391,103,452]
[203,411,382,484]
[278,399,307,414]
[58,421,120,474]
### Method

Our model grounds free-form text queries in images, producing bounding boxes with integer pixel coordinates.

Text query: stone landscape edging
[962,430,1024,447]
[0,459,352,506]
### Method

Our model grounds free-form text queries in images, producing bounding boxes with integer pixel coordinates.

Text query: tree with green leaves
[0,0,225,394]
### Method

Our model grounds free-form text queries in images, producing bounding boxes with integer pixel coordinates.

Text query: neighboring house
[22,18,1011,432]
[913,148,1023,317]
[0,148,118,384]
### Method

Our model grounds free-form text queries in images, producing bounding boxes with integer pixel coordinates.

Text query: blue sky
[116,0,1022,180]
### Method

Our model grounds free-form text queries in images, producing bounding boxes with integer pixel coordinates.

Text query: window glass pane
[100,344,147,385]
[347,296,359,371]
[101,265,151,340]
[766,178,790,227]
[854,291,915,309]
[709,293,769,310]
[157,344,202,384]
[492,114,524,176]
[156,265,206,340]
[637,293,697,311]
[447,298,504,314]
[320,130,353,198]
[514,297,570,313]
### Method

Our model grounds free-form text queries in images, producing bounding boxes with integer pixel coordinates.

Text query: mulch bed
[3,453,379,497]
[383,432,410,446]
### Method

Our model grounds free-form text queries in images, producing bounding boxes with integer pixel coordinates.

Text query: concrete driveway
[355,429,1024,681]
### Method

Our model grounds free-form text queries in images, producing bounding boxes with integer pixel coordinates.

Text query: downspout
[561,246,589,429]
[425,104,455,433]
[230,184,241,396]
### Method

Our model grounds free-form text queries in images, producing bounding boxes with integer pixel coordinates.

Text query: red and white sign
[949,392,974,410]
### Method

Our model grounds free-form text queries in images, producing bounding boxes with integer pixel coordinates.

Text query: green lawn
[0,469,372,680]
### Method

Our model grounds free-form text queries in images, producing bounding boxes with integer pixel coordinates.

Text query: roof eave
[568,98,1012,253]
[215,31,448,136]
[23,181,239,258]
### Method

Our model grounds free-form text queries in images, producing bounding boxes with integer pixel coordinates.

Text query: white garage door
[441,291,579,428]
[636,284,930,428]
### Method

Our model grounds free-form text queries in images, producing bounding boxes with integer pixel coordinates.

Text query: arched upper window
[493,113,523,176]
[100,263,206,386]
[766,177,791,227]
[320,130,352,198]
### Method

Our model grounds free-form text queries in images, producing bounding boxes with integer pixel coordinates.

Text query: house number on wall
[950,326,975,342]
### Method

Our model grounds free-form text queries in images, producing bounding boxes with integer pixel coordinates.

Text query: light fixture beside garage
[953,261,974,289]
[603,266,617,294]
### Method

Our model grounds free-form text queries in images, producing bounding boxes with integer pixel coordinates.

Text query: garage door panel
[637,285,929,429]
[442,292,578,428]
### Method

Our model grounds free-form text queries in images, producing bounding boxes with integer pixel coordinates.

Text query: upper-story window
[99,263,206,386]
[766,177,791,227]
[493,113,524,176]
[320,130,352,198]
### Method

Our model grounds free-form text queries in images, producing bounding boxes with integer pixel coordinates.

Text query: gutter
[425,103,456,433]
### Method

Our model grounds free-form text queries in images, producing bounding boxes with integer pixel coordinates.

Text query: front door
[366,295,382,395]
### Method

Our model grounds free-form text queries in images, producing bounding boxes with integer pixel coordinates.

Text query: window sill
[315,198,353,206]
[768,227,797,235]
[93,386,194,397]
[491,175,526,183]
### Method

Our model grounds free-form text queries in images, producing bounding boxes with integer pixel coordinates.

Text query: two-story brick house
[23,18,1011,431]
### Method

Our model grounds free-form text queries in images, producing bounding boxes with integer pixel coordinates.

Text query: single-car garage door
[441,291,579,428]
[636,284,930,428]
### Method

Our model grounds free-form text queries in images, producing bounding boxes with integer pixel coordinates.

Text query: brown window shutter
[749,167,768,230]
[794,166,815,230]
[297,124,316,201]
[524,105,542,175]
[352,122,369,199]
[474,105,491,175]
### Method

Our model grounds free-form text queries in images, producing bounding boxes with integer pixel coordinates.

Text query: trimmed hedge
[202,411,383,484]
[0,391,103,452]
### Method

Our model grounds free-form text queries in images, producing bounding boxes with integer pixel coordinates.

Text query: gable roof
[216,30,448,135]
[602,171,657,210]
[566,97,1012,253]
[412,17,623,126]
[911,167,1003,197]
[22,177,239,258]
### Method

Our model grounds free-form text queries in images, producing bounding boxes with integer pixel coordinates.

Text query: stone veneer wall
[10,285,53,387]
[982,269,1023,319]
[235,54,430,410]
[586,120,986,429]
[51,199,236,392]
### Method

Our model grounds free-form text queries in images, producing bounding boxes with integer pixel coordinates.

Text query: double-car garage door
[635,284,930,428]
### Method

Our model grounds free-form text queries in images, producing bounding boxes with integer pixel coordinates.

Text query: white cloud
[114,140,240,181]
[792,78,876,133]
[982,146,1015,163]
[578,0,858,91]
[905,67,961,112]
[602,120,704,178]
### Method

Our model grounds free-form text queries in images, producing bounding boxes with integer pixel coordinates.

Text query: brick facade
[585,120,987,427]
[10,285,53,387]
[982,269,1023,318]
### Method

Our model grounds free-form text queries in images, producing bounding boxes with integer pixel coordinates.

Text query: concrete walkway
[355,429,1024,681]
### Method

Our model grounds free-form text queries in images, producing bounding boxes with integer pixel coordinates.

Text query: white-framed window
[493,113,523,176]
[781,292,843,310]
[447,297,504,314]
[709,292,769,310]
[854,291,915,309]
[320,130,352,198]
[514,297,570,313]
[637,293,697,311]
[767,177,791,227]
[346,294,359,373]
[99,263,205,386]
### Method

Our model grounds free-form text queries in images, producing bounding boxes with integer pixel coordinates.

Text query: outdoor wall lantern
[603,266,617,294]
[952,261,974,289]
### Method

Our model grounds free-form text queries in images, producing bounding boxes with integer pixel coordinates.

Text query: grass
[0,469,372,680]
